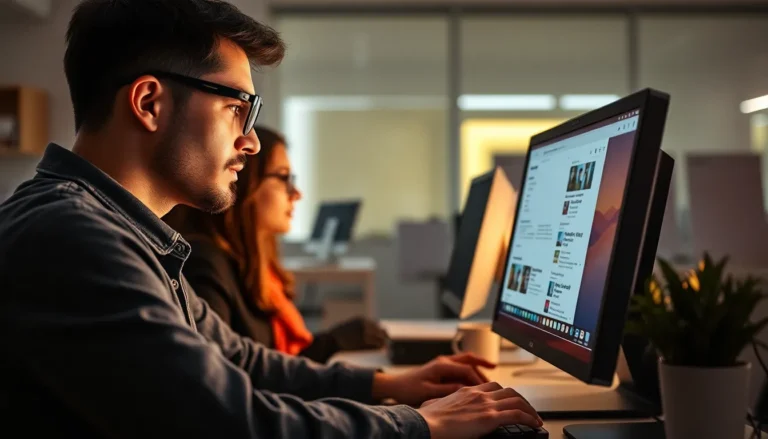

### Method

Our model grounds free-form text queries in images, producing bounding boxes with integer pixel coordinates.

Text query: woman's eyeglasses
[138,71,262,136]
[265,173,298,193]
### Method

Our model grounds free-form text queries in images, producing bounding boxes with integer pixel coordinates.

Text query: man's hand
[372,353,495,406]
[417,382,543,439]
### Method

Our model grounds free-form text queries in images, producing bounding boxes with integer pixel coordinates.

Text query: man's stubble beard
[152,114,237,214]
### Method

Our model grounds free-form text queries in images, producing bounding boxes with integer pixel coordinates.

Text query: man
[0,1,540,438]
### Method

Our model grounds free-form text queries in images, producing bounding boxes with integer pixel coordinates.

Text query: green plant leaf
[749,316,768,335]
[657,257,700,322]
[698,254,726,321]
[721,288,763,334]
[630,254,765,366]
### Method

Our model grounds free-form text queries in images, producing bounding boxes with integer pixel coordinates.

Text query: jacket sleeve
[3,206,430,439]
[189,283,380,403]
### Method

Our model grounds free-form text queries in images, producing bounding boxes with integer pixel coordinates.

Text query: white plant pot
[659,360,751,439]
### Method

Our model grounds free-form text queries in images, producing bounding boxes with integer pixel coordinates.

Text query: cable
[751,340,768,439]
[754,340,768,380]
[748,412,762,439]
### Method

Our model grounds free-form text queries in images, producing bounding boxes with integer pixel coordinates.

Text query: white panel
[687,153,768,267]
[3,0,51,18]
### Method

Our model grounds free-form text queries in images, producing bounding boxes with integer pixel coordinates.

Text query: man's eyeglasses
[265,173,298,194]
[143,71,262,136]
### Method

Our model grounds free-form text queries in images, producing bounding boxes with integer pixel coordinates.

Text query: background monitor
[491,88,670,386]
[304,200,361,257]
[441,167,517,320]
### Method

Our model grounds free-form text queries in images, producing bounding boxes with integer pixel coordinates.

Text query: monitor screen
[494,108,641,365]
[309,201,361,243]
[441,168,516,319]
[442,171,493,305]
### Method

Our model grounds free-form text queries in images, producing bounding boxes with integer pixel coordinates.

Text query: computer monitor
[385,168,518,364]
[490,89,671,418]
[441,167,517,319]
[304,200,361,259]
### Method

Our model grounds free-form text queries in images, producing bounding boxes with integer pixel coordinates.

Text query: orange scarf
[266,268,313,355]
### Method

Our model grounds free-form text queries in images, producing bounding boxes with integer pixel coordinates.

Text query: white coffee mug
[451,321,500,365]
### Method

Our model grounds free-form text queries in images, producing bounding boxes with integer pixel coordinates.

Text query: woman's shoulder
[186,237,234,264]
[183,237,241,292]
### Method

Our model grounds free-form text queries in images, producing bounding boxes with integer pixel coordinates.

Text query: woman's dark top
[182,238,275,347]
[183,238,387,363]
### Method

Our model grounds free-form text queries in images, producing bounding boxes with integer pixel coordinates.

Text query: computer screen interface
[494,109,641,364]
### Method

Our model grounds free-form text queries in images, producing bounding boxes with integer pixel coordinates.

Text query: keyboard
[482,424,549,438]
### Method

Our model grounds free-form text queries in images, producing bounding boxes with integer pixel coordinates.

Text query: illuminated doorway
[460,118,565,204]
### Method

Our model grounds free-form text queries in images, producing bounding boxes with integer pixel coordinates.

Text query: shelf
[0,85,49,156]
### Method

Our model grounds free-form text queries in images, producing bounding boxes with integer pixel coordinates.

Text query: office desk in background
[283,256,376,329]
[333,342,766,439]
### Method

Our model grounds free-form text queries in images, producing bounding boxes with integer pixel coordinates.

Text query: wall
[271,0,768,7]
[2,0,52,17]
[312,108,447,236]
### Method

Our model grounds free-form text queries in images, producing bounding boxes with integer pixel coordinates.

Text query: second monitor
[304,200,361,261]
[442,166,518,320]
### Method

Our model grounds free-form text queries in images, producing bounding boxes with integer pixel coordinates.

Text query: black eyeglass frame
[140,70,262,136]
[264,173,298,193]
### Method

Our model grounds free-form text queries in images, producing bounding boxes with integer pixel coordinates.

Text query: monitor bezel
[307,200,362,242]
[441,169,495,317]
[491,88,670,384]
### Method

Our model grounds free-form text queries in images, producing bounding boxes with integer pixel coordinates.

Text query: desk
[284,256,376,328]
[333,348,765,439]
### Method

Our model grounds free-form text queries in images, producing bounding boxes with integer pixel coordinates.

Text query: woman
[165,126,387,363]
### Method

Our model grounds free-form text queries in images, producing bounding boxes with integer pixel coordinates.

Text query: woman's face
[253,143,302,234]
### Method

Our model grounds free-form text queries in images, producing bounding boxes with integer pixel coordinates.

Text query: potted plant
[626,253,768,439]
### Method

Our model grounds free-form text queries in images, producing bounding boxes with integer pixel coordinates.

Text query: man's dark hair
[65,0,285,132]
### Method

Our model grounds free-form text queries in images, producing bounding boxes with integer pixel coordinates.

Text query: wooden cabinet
[0,86,49,157]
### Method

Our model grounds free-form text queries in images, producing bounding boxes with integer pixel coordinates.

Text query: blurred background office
[2,0,768,330]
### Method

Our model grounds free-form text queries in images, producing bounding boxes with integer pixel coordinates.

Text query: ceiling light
[458,94,556,111]
[560,94,621,111]
[740,95,768,114]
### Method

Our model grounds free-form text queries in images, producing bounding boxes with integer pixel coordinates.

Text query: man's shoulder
[0,176,137,258]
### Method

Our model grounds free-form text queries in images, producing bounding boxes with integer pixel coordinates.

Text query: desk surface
[283,256,376,272]
[333,348,765,439]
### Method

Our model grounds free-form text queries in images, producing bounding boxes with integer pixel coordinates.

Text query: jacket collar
[36,143,186,255]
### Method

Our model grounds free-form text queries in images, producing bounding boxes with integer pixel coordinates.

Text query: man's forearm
[191,285,381,402]
[372,372,398,402]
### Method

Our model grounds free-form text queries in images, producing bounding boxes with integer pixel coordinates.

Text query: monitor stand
[526,381,661,420]
[531,150,673,423]
[548,150,673,428]
[314,217,340,263]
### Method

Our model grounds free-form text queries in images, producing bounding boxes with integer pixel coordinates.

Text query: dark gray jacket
[0,144,429,439]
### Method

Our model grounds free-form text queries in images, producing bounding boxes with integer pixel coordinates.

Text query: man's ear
[127,75,169,133]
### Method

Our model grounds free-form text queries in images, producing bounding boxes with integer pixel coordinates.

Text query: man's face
[154,39,259,213]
